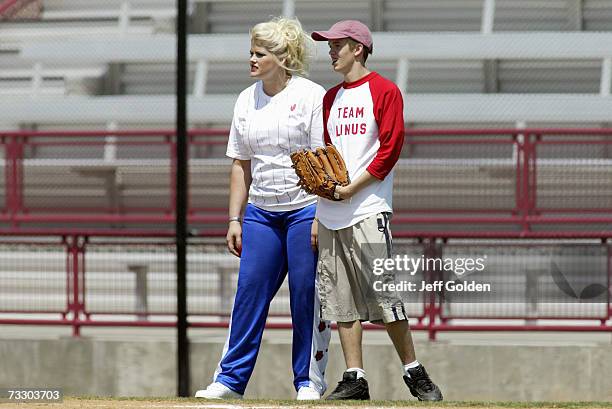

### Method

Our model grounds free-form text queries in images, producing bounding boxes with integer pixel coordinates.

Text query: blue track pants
[213,203,330,395]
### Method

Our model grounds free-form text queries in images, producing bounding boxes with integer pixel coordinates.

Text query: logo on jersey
[290,103,296,111]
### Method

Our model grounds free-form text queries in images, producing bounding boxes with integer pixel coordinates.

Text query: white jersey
[226,76,325,211]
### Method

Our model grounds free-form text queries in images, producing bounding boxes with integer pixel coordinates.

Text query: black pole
[176,0,190,397]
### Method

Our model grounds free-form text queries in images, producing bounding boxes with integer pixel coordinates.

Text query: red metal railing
[396,128,612,232]
[0,128,611,338]
[1,128,611,234]
[0,230,609,339]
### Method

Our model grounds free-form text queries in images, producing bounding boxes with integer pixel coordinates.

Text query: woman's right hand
[311,218,318,252]
[226,221,242,257]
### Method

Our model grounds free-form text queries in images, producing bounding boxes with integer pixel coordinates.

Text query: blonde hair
[250,17,314,76]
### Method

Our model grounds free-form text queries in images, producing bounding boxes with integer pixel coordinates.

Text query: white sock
[346,367,366,379]
[403,360,420,377]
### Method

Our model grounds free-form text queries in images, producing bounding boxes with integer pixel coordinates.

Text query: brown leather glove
[290,144,350,201]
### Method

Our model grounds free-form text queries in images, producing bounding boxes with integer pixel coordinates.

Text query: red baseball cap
[312,20,373,53]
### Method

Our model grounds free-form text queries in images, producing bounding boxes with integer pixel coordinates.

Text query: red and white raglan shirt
[316,72,405,230]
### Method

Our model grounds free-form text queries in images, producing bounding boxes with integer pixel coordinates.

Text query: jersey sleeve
[309,85,326,149]
[366,84,405,180]
[322,84,343,145]
[225,94,251,160]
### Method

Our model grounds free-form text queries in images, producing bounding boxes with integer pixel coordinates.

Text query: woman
[195,17,330,400]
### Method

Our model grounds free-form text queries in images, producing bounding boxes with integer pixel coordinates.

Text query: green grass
[66,397,612,408]
[229,400,609,408]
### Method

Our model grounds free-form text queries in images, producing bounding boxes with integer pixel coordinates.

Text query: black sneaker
[403,365,443,401]
[326,371,370,400]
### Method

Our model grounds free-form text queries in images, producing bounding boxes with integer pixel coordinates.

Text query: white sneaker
[195,382,243,399]
[296,386,321,400]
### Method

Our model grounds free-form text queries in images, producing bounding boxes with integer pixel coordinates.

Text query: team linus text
[335,106,367,136]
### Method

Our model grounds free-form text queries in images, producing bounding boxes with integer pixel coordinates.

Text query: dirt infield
[2,398,610,409]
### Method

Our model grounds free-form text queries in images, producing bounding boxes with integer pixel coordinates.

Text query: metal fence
[0,128,611,339]
[0,233,609,339]
[2,128,612,232]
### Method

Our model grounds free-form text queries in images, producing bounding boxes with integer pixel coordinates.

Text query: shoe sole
[409,389,443,401]
[326,394,370,400]
[194,392,243,400]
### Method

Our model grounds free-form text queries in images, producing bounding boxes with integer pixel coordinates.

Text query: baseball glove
[290,144,350,201]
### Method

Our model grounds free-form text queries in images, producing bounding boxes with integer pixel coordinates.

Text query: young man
[310,20,443,401]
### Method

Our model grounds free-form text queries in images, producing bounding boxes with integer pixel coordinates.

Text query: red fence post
[5,136,17,226]
[6,135,25,228]
[169,134,177,217]
[67,235,85,337]
[518,133,535,233]
[3,135,12,220]
[15,136,23,224]
[423,238,439,341]
[522,134,530,232]
[66,235,77,335]
[514,133,522,219]
[63,236,69,319]
[531,134,540,216]
[80,236,88,321]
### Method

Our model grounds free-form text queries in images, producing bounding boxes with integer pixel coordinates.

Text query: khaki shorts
[317,212,409,324]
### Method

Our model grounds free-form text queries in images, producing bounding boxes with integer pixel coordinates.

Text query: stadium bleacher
[1,1,611,228]
[2,1,612,107]
[2,0,612,223]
